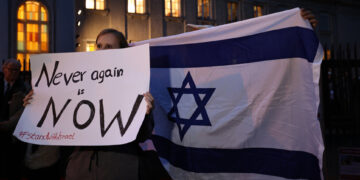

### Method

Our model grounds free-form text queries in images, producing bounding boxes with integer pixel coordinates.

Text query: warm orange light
[18,5,25,20]
[197,0,202,17]
[16,53,30,71]
[203,0,209,18]
[136,0,145,14]
[41,25,48,51]
[86,43,96,52]
[198,0,210,18]
[326,49,331,60]
[27,23,39,51]
[165,0,171,16]
[96,0,105,10]
[25,54,30,71]
[17,53,24,71]
[227,2,237,22]
[172,0,180,17]
[128,0,135,13]
[86,0,95,9]
[26,1,39,20]
[41,6,47,21]
[17,23,25,51]
[253,5,262,17]
[17,1,49,71]
[165,0,180,17]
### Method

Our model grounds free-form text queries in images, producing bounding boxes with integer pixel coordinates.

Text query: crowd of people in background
[0,59,70,180]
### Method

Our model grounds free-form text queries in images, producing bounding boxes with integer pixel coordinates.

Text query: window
[17,1,49,71]
[86,0,105,10]
[86,42,96,52]
[128,0,145,14]
[227,2,238,22]
[197,0,210,19]
[165,0,180,17]
[253,5,262,17]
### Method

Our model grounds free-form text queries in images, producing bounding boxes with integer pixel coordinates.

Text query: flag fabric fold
[135,8,324,180]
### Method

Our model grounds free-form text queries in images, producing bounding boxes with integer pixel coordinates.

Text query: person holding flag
[23,29,170,180]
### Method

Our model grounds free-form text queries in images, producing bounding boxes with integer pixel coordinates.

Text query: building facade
[0,0,75,70]
[0,1,359,179]
[74,0,360,56]
[1,0,359,69]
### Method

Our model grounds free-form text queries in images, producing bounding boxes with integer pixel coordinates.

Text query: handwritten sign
[14,44,150,146]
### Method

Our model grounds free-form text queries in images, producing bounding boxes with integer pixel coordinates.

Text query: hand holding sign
[23,90,33,106]
[143,92,154,114]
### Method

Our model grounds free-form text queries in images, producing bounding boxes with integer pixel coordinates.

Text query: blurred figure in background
[0,59,28,180]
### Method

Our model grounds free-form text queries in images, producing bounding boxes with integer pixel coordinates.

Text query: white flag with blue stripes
[135,8,324,180]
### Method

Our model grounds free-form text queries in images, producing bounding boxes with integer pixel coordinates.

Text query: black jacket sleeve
[135,112,154,143]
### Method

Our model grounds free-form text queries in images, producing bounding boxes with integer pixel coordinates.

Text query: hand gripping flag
[135,8,324,180]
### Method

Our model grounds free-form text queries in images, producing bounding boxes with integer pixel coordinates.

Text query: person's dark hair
[3,58,21,69]
[96,28,129,48]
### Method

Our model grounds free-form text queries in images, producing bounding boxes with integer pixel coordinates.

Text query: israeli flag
[135,8,324,180]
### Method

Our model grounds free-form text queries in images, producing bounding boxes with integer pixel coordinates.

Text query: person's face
[96,33,120,50]
[2,63,20,83]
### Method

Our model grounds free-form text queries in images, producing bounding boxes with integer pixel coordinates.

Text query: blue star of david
[167,72,215,141]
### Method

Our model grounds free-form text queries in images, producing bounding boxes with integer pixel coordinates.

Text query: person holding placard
[23,29,168,180]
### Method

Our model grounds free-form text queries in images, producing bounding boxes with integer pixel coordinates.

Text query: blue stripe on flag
[152,135,321,180]
[150,27,319,68]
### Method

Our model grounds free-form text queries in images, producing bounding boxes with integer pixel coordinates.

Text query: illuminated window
[253,5,262,17]
[128,0,145,14]
[86,42,96,52]
[86,0,105,10]
[197,0,210,19]
[227,2,237,22]
[86,0,94,9]
[96,0,105,10]
[165,0,180,17]
[17,1,49,71]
